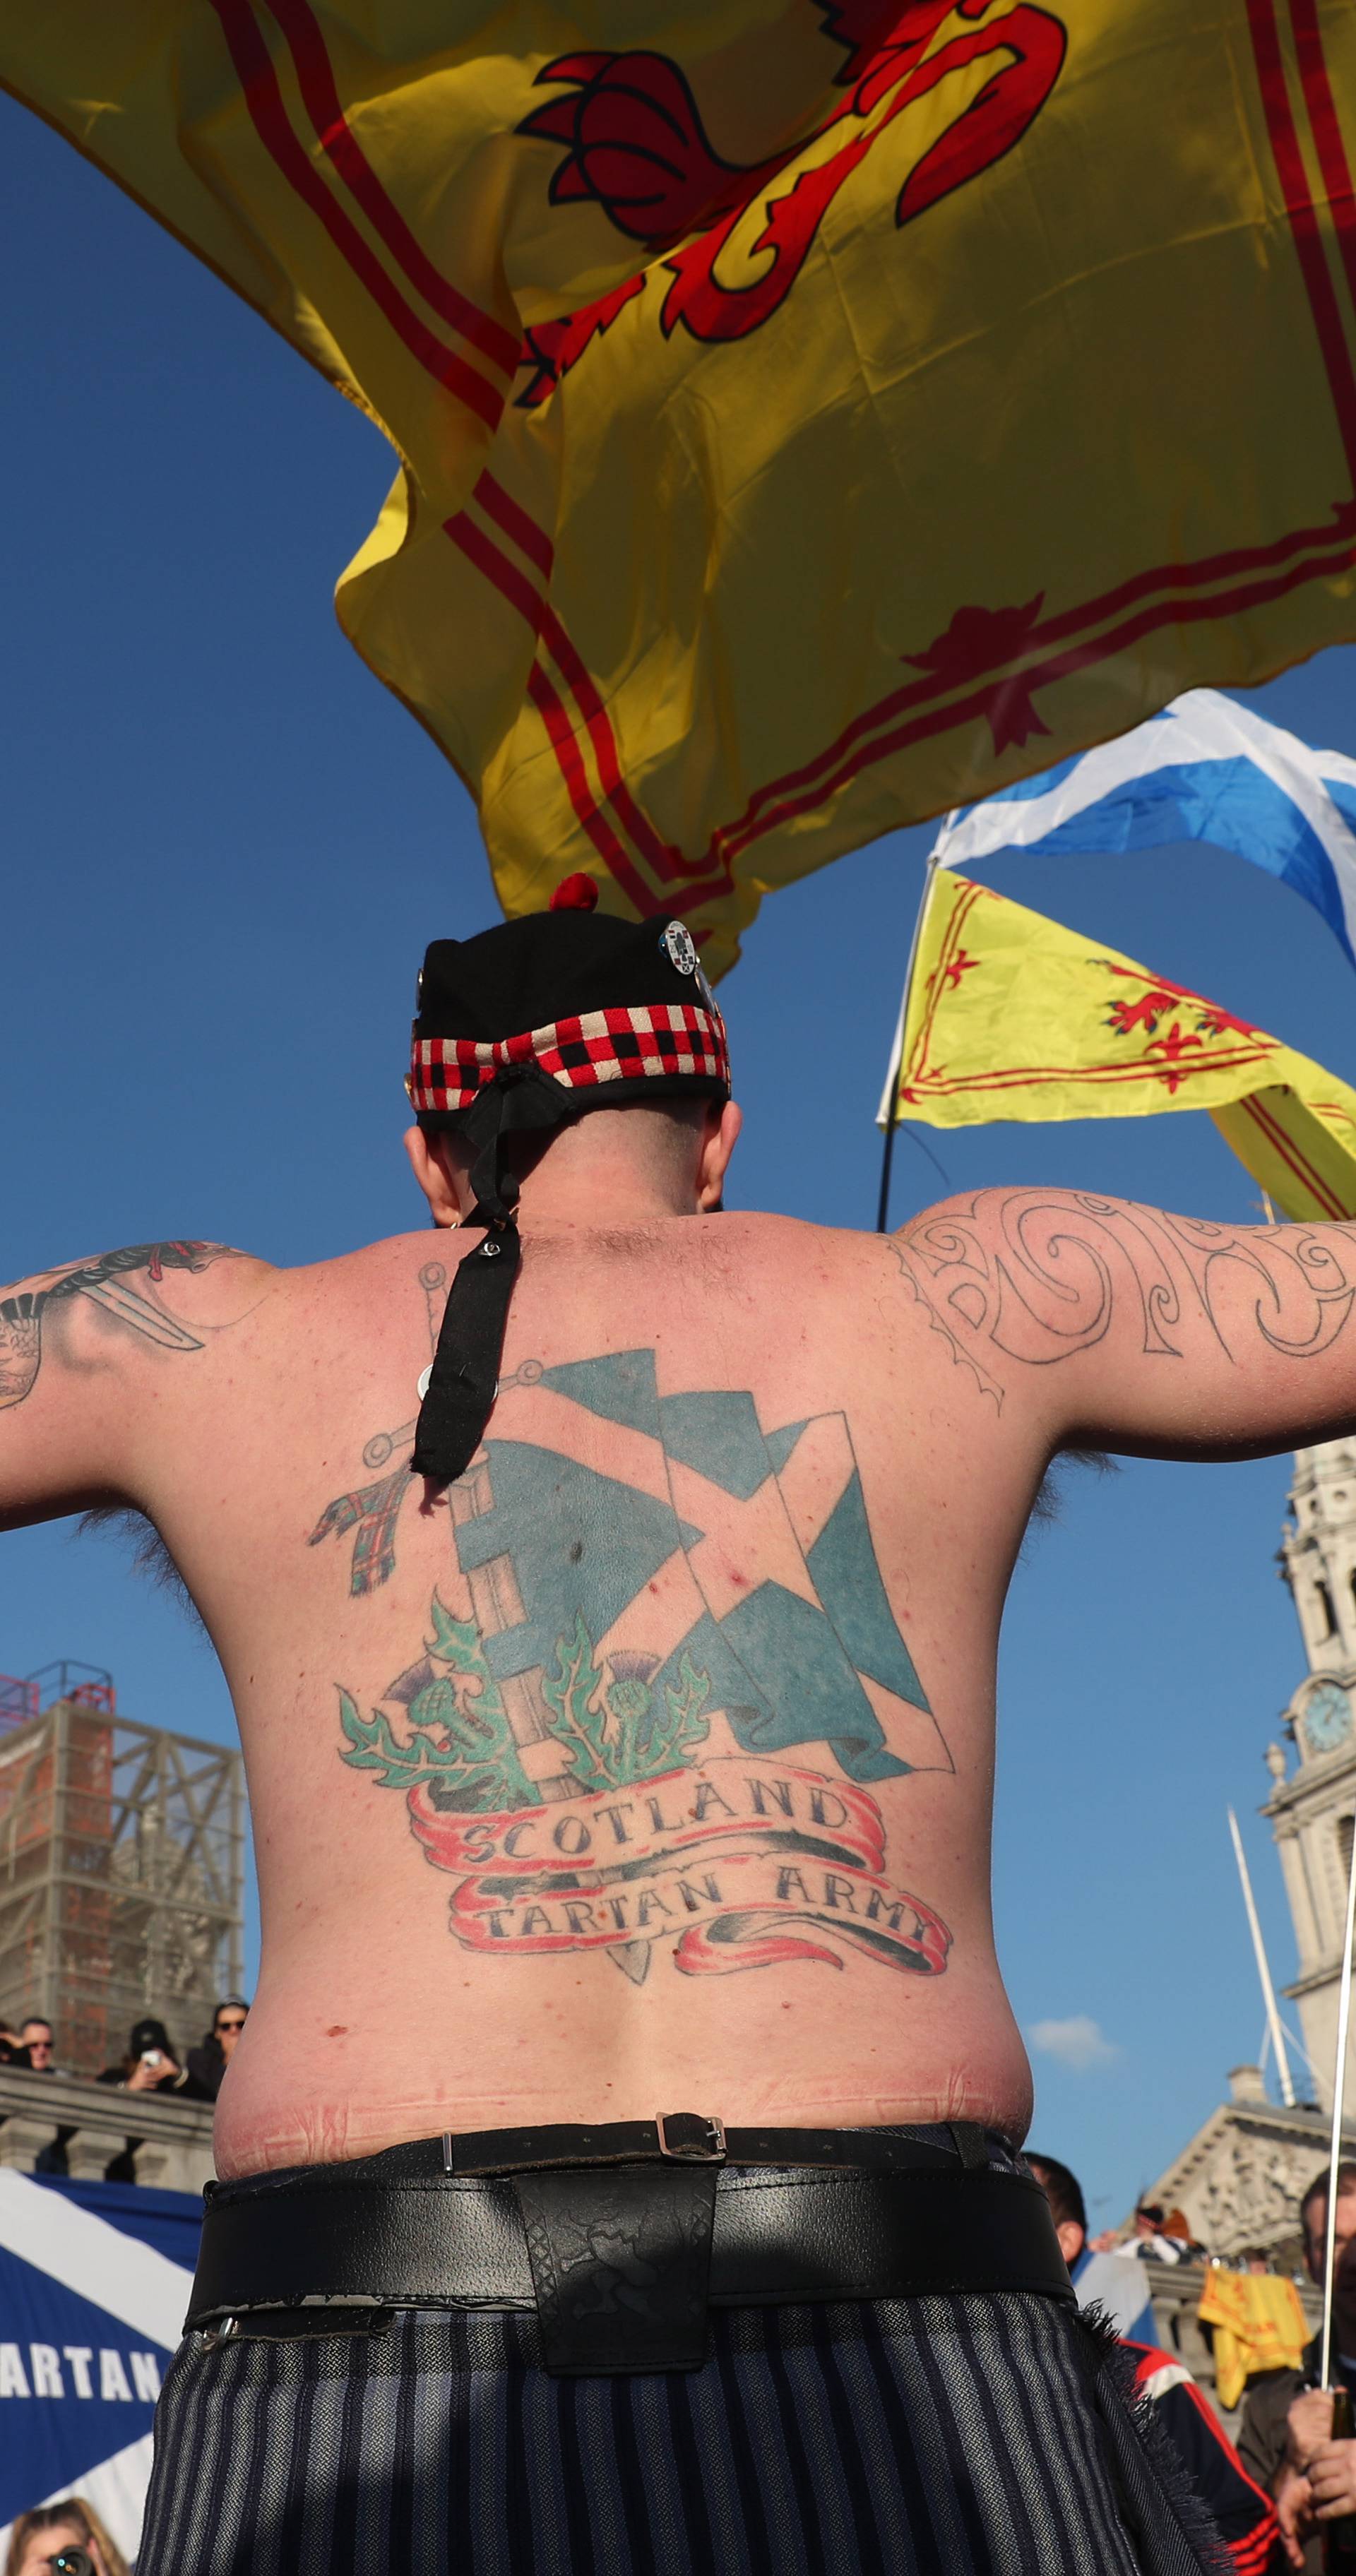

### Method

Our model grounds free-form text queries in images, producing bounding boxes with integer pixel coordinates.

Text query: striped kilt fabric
[138,2291,1226,2576]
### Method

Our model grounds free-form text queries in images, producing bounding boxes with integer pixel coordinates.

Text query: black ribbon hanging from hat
[407,898,730,1491]
[410,1066,573,1486]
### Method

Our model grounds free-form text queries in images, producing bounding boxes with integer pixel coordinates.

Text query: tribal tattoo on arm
[0,1242,250,1409]
[891,1190,1356,1415]
[315,1335,954,1986]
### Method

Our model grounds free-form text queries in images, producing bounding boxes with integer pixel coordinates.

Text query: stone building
[1264,1439,1356,2121]
[1144,1439,1356,2263]
[1146,2064,1333,2276]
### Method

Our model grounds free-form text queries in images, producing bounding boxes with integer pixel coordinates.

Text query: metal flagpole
[876,830,951,1234]
[1321,1808,1356,2390]
[1228,1807,1296,2106]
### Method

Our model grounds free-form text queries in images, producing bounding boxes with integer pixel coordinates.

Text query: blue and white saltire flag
[934,690,1356,969]
[0,2168,198,2565]
[1069,2246,1156,2347]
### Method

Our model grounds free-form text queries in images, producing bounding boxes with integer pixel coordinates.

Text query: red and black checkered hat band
[409,1001,730,1114]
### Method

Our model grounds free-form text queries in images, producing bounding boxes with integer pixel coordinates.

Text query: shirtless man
[0,890,1335,2575]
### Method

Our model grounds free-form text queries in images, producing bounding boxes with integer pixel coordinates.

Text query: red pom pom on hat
[550,873,599,913]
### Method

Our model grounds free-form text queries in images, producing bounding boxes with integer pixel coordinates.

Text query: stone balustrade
[0,2062,214,2197]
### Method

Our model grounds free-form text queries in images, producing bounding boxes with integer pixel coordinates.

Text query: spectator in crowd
[95,2016,211,2099]
[0,2018,32,2068]
[13,2016,69,2174]
[4,2495,129,2576]
[1273,2221,1356,2568]
[1126,2344,1285,2575]
[1031,2152,1283,2574]
[1237,2160,1356,2572]
[20,2017,55,2071]
[1027,2152,1156,2342]
[1133,2202,1206,2263]
[186,1997,249,2101]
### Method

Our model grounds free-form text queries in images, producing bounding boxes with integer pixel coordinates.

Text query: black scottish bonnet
[409,878,729,1487]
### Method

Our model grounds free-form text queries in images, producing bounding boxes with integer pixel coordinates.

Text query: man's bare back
[5,1179,1356,2181]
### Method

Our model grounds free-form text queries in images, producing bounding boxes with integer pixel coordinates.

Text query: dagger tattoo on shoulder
[0,1241,248,1409]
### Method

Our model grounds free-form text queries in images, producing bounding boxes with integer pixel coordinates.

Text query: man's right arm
[0,1239,270,1528]
[892,1188,1356,1463]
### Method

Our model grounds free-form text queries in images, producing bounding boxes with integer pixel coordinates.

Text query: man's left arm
[0,1239,271,1527]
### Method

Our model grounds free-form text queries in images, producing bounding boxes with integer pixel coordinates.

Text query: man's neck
[461,1158,696,1230]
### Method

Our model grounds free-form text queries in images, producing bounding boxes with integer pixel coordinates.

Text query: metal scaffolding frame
[0,1688,244,2075]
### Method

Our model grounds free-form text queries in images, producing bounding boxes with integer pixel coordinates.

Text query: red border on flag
[449,0,1356,921]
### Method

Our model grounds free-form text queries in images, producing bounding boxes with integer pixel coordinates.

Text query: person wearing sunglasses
[186,1998,250,2104]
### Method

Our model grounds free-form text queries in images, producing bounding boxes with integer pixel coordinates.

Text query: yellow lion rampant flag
[883,869,1356,1220]
[1196,2271,1308,2412]
[5,4,1356,972]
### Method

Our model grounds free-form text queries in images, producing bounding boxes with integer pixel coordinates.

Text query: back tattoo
[315,1338,953,1986]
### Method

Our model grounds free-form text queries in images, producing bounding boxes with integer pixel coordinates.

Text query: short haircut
[1027,2152,1086,2234]
[1301,2160,1356,2230]
[20,2016,51,2034]
[453,1094,715,1190]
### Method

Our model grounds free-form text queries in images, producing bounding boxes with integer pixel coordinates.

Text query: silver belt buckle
[657,2111,727,2163]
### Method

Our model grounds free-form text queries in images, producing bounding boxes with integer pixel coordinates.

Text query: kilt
[138,2289,1226,2575]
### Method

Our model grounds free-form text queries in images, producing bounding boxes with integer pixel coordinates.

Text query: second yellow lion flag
[4,3,1356,969]
[884,869,1356,1222]
[1196,2271,1308,2413]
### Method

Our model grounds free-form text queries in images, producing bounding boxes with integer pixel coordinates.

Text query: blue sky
[4,90,1355,2225]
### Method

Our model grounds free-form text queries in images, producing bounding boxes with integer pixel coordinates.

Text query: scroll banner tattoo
[331,1345,953,1982]
[406,1755,950,1976]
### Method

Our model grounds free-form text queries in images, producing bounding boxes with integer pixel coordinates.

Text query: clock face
[1305,1681,1352,1755]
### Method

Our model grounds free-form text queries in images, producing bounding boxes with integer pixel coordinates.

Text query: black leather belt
[189,2116,1071,2375]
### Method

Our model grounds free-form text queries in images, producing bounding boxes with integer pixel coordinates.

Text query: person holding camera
[4,2496,128,2576]
[95,2017,210,2099]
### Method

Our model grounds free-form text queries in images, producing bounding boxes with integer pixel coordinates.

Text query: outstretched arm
[0,1239,272,1527]
[893,1189,1356,1460]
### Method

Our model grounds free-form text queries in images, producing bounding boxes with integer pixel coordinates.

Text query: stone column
[0,2114,59,2172]
[66,2121,132,2183]
[133,2135,214,2195]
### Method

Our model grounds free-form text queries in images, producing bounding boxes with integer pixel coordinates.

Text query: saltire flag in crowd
[879,869,1356,1221]
[1067,2248,1155,2349]
[3,6,1356,974]
[932,691,1356,970]
[0,2169,198,2565]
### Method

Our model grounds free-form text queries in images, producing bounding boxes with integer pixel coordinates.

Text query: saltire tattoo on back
[319,1342,953,1985]
[309,1262,448,1594]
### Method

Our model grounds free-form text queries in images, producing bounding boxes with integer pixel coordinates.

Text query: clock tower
[1264,1438,1356,2116]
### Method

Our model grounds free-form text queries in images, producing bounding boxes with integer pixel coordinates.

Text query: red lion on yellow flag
[517,4,1066,388]
[4,1,1355,973]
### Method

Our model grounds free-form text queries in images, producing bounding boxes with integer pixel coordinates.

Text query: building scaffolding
[0,1668,245,2075]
